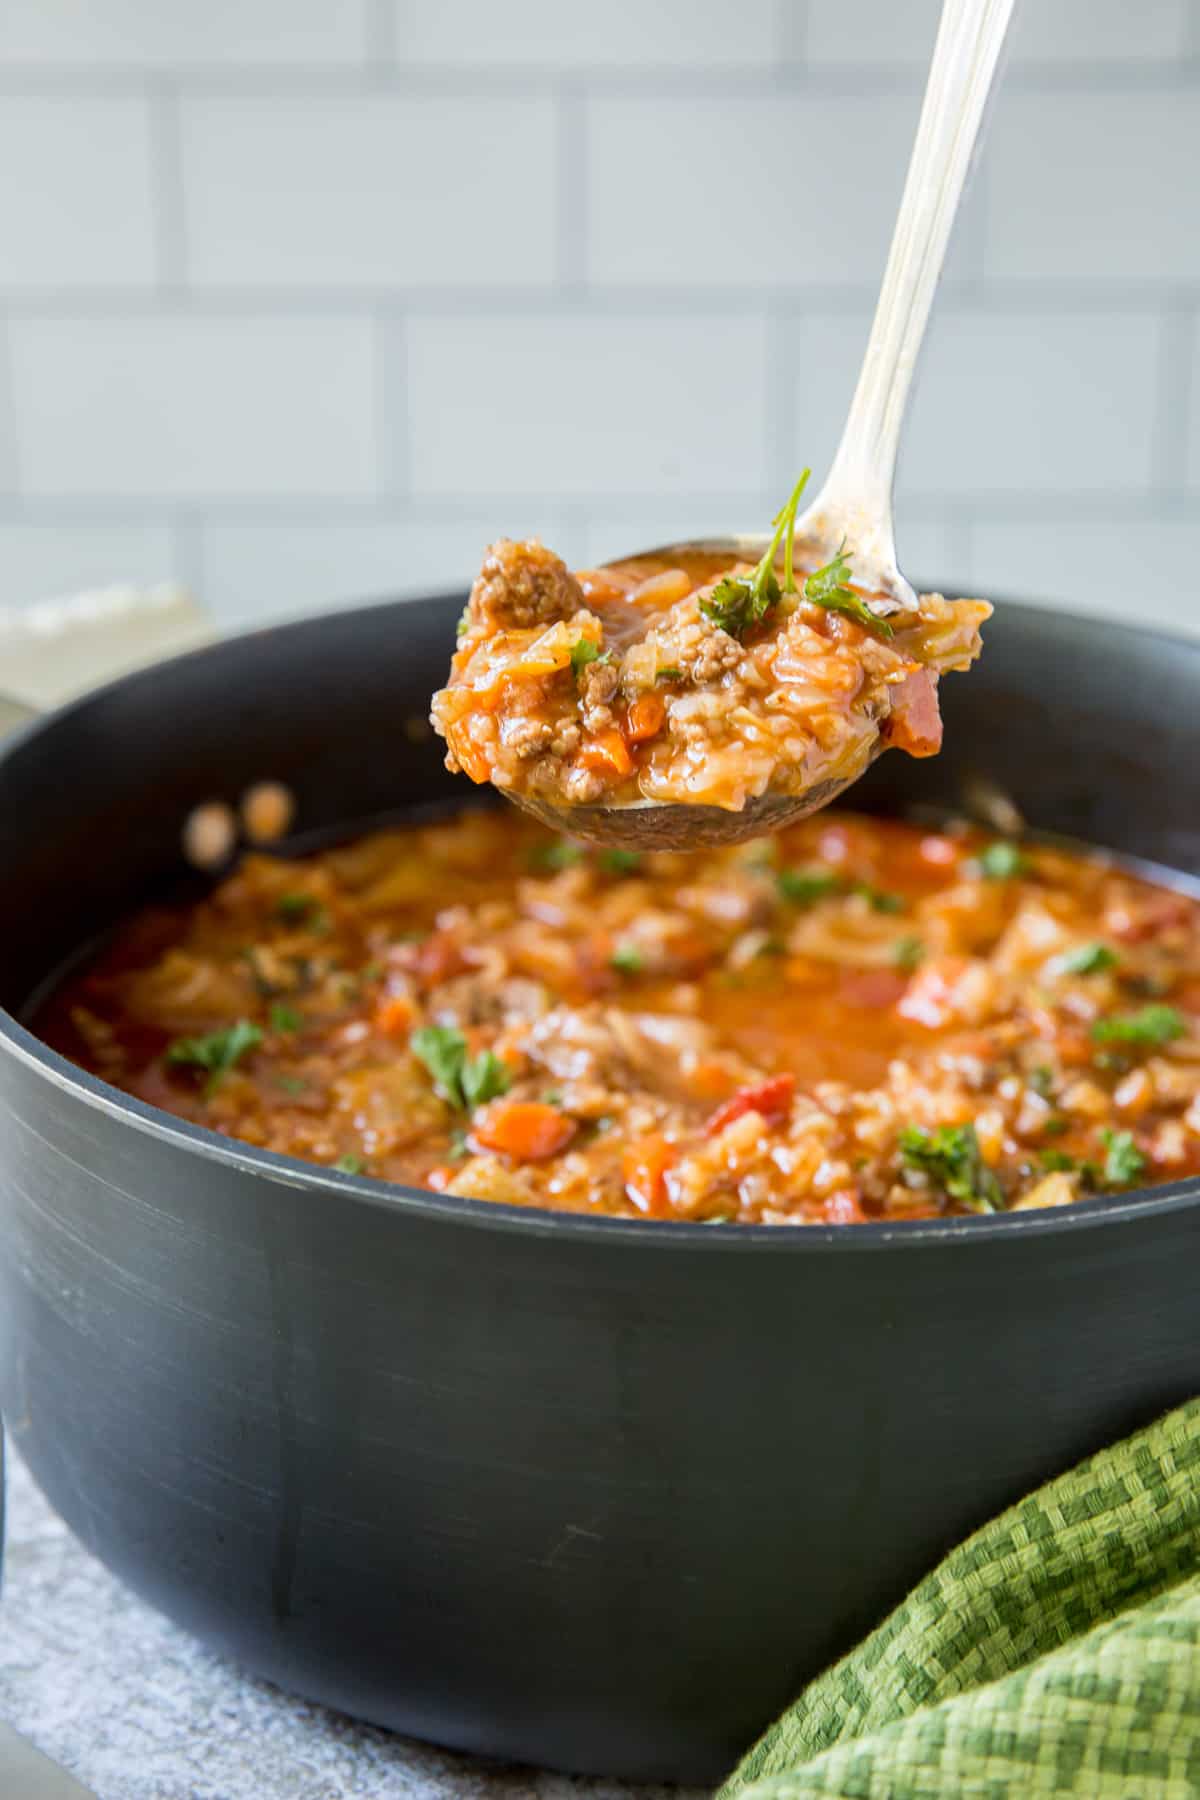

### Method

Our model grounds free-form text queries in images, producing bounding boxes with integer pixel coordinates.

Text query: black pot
[0,594,1198,1783]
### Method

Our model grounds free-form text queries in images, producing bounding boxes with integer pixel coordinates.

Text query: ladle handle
[818,0,1015,532]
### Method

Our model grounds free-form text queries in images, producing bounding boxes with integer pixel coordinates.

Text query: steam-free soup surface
[38,809,1200,1224]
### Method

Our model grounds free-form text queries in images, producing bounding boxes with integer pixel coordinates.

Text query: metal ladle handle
[812,0,1016,557]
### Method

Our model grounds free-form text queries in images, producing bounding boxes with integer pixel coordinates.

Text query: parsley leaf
[167,1019,263,1097]
[456,606,471,639]
[276,892,317,922]
[1029,1065,1055,1097]
[570,638,610,676]
[1101,1128,1146,1188]
[610,944,645,975]
[894,935,925,973]
[1049,942,1118,977]
[777,868,841,907]
[460,1049,510,1110]
[656,666,683,683]
[269,1003,302,1033]
[1091,1005,1185,1047]
[335,1153,366,1175]
[529,840,585,872]
[804,544,894,639]
[976,842,1029,881]
[410,1025,511,1112]
[699,468,811,640]
[853,883,906,914]
[1038,1149,1079,1174]
[898,1123,1006,1214]
[600,848,642,875]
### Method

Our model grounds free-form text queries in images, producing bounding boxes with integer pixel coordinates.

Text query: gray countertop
[0,1447,686,1800]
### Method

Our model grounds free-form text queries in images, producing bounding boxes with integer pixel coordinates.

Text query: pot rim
[3,588,1199,1254]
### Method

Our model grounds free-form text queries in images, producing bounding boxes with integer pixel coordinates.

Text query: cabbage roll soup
[37,808,1200,1226]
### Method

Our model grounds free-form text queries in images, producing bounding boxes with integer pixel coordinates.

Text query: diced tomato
[375,994,414,1037]
[414,932,468,986]
[705,1073,796,1136]
[1107,893,1193,944]
[884,670,943,758]
[623,691,666,745]
[824,1189,867,1224]
[840,969,908,1011]
[579,729,634,778]
[474,1101,575,1162]
[622,1135,677,1215]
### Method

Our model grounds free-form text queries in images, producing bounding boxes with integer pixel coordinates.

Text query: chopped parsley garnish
[570,638,610,676]
[1029,1066,1055,1098]
[542,1090,564,1106]
[1038,1149,1079,1174]
[610,944,645,975]
[898,1123,1006,1214]
[1091,1004,1185,1047]
[1049,942,1118,978]
[456,605,470,639]
[276,893,318,923]
[269,1003,302,1034]
[276,1074,307,1096]
[166,1019,263,1097]
[448,1127,470,1161]
[777,868,841,907]
[1043,1116,1068,1136]
[410,1025,512,1112]
[699,469,810,640]
[529,840,585,872]
[804,544,894,640]
[334,1153,365,1175]
[656,666,683,683]
[600,848,642,875]
[1101,1128,1146,1188]
[976,842,1029,881]
[894,935,925,973]
[853,883,906,914]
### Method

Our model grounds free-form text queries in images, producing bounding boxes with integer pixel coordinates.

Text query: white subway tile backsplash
[901,310,1163,496]
[805,0,1188,66]
[968,519,1200,634]
[985,93,1200,284]
[180,97,557,290]
[0,0,368,68]
[406,313,770,499]
[787,307,1161,499]
[8,317,377,499]
[0,521,178,607]
[200,513,582,628]
[0,0,1195,644]
[584,95,919,288]
[395,0,776,68]
[0,99,156,291]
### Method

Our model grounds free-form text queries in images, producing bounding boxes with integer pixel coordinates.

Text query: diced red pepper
[704,1073,796,1136]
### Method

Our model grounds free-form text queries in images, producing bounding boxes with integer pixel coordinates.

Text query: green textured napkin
[722,1399,1200,1800]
